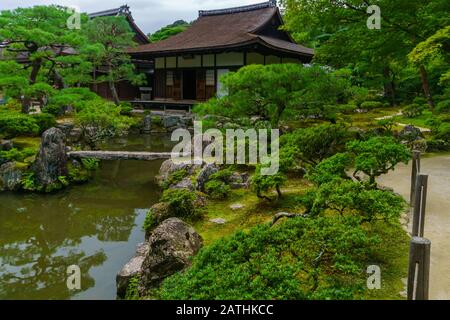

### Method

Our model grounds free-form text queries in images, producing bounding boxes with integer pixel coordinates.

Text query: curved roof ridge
[199,0,276,17]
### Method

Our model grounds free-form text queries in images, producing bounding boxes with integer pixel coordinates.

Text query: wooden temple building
[125,0,314,108]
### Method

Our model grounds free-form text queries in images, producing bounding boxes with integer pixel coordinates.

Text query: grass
[362,220,410,300]
[193,178,312,245]
[394,110,434,129]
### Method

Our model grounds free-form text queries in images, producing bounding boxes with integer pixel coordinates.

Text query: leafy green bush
[205,180,230,199]
[308,179,405,221]
[125,275,140,300]
[162,169,188,189]
[402,103,425,118]
[360,101,383,110]
[31,113,56,134]
[377,118,396,133]
[0,110,40,137]
[157,215,375,300]
[436,100,450,113]
[307,153,352,185]
[119,103,133,116]
[338,104,357,115]
[251,164,286,200]
[0,147,36,162]
[160,188,199,218]
[151,115,163,127]
[81,158,100,171]
[347,136,411,185]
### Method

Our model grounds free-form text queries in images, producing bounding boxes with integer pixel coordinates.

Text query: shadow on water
[0,134,175,299]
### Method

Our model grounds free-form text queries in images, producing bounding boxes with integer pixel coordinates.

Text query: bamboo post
[412,174,428,237]
[410,150,421,205]
[407,237,431,300]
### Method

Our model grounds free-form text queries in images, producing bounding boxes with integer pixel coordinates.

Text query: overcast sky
[0,0,265,34]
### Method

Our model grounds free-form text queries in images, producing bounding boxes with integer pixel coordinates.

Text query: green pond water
[0,134,175,300]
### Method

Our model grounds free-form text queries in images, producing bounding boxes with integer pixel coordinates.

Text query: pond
[0,134,175,300]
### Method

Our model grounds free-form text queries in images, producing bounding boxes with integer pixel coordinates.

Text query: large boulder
[170,177,194,191]
[139,218,202,294]
[116,242,150,299]
[141,114,152,134]
[163,115,182,129]
[31,128,68,188]
[195,163,218,191]
[0,162,23,191]
[156,159,201,187]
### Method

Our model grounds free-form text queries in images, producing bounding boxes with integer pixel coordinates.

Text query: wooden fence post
[412,174,428,237]
[410,150,421,205]
[407,237,431,300]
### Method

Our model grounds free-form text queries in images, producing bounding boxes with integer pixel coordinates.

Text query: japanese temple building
[126,0,314,108]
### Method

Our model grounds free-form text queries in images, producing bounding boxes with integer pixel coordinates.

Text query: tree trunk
[383,66,396,106]
[419,65,435,109]
[276,185,282,199]
[22,58,42,113]
[108,66,120,105]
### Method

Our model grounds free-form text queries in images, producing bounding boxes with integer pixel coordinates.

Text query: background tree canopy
[147,20,191,42]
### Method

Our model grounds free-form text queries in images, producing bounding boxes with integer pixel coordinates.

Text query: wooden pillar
[412,174,428,237]
[407,237,431,300]
[410,150,421,205]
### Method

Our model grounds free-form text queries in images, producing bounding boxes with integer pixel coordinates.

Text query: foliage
[347,137,411,185]
[31,113,56,134]
[44,88,100,115]
[360,101,383,110]
[160,188,199,218]
[157,215,376,300]
[162,169,188,189]
[251,164,286,200]
[148,20,190,42]
[0,147,36,163]
[402,103,426,118]
[377,118,396,133]
[84,16,145,104]
[306,153,352,186]
[0,6,92,112]
[75,99,135,149]
[0,109,40,137]
[281,124,351,166]
[436,100,450,113]
[194,64,352,127]
[307,179,405,222]
[205,180,230,200]
[125,275,140,300]
[282,0,449,107]
[81,158,100,171]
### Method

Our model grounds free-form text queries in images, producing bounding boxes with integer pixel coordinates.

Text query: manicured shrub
[204,180,230,199]
[31,113,57,134]
[157,215,375,300]
[402,103,425,118]
[0,110,39,137]
[0,147,36,162]
[162,169,188,189]
[160,188,199,218]
[360,101,383,110]
[436,100,450,113]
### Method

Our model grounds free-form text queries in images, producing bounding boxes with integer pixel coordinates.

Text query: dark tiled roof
[128,1,313,58]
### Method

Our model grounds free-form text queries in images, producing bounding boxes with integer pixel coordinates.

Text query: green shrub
[426,139,450,151]
[436,100,450,113]
[152,115,163,127]
[31,113,57,134]
[162,169,188,189]
[0,110,39,137]
[125,276,140,300]
[119,103,133,116]
[160,188,199,218]
[81,158,100,171]
[143,210,157,232]
[157,215,375,300]
[338,104,357,115]
[402,103,425,118]
[205,180,230,199]
[0,147,36,162]
[360,101,383,110]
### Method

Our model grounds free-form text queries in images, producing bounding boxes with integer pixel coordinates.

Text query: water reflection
[0,134,174,299]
